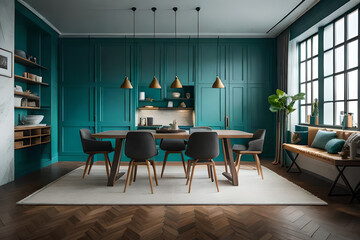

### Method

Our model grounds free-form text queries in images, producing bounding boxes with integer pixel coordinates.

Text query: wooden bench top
[283,143,360,166]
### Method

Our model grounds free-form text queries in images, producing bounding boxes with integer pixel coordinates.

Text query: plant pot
[310,116,319,125]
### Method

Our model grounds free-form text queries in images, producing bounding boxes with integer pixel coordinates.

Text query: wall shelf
[14,126,51,150]
[14,55,48,70]
[164,98,194,101]
[14,91,40,100]
[15,106,40,110]
[14,75,49,86]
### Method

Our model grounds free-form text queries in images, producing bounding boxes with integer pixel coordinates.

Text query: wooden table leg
[107,138,125,186]
[221,140,229,173]
[221,138,239,186]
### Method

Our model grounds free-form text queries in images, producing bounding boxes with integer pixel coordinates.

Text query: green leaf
[276,89,286,98]
[291,92,306,101]
[269,105,281,112]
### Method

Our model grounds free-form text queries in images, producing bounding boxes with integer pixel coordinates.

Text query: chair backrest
[185,132,219,159]
[248,129,266,152]
[189,126,212,134]
[125,131,157,160]
[79,128,94,153]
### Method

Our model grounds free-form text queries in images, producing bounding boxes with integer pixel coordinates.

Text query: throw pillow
[325,139,346,154]
[311,130,337,149]
[291,131,308,145]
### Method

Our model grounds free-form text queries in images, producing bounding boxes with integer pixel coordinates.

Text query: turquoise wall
[59,38,276,163]
[14,2,59,178]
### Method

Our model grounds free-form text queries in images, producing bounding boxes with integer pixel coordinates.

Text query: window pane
[335,102,344,125]
[335,46,344,73]
[301,84,306,104]
[301,106,306,123]
[307,38,312,58]
[300,42,306,61]
[307,83,312,104]
[313,80,318,100]
[313,57,318,79]
[335,74,344,100]
[347,10,358,40]
[347,40,358,69]
[324,50,333,76]
[307,60,312,80]
[335,18,344,45]
[324,76,333,101]
[324,103,333,125]
[313,35,318,56]
[347,70,358,99]
[348,101,358,128]
[324,24,333,50]
[300,62,306,83]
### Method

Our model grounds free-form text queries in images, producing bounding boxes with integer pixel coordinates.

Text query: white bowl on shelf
[172,92,181,98]
[23,115,44,125]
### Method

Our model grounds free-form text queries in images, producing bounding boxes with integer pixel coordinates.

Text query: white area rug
[18,165,327,205]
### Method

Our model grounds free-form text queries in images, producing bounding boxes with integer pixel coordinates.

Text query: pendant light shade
[212,36,225,88]
[149,76,161,88]
[171,76,182,88]
[212,76,224,88]
[121,76,133,89]
[170,7,182,89]
[149,7,161,88]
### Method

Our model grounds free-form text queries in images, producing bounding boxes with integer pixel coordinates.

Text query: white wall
[0,0,15,186]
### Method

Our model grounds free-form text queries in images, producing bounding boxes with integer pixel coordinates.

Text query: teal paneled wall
[59,38,276,162]
[14,2,59,178]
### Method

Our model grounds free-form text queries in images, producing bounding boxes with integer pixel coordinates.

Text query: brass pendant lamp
[149,7,161,88]
[121,7,136,89]
[212,36,225,88]
[170,7,182,88]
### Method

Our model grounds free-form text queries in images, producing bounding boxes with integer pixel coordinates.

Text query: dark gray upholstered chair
[232,129,266,179]
[124,131,159,194]
[79,129,113,179]
[160,139,186,178]
[185,132,220,193]
[189,126,212,134]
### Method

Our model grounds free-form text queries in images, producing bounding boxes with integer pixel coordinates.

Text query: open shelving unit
[14,126,51,150]
[14,55,48,70]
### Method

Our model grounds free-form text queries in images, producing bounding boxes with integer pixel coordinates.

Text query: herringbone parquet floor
[0,161,359,240]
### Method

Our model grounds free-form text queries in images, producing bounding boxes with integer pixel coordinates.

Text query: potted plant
[310,98,319,125]
[268,89,305,165]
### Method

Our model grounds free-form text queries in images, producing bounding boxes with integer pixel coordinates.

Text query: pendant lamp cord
[196,7,200,84]
[174,7,177,76]
[153,7,156,77]
[132,7,136,81]
[124,35,127,76]
[216,36,219,77]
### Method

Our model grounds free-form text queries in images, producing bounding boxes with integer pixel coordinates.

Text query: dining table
[92,130,253,187]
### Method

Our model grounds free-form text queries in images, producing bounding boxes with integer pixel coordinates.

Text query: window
[323,9,358,127]
[299,34,319,124]
[298,7,359,129]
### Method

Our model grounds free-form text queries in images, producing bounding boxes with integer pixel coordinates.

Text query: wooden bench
[283,126,360,203]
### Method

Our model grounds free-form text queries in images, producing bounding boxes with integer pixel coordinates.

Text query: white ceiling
[20,0,318,37]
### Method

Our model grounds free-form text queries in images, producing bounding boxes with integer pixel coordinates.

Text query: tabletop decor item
[179,102,186,108]
[186,93,191,99]
[168,101,173,108]
[268,89,305,165]
[0,48,12,78]
[147,117,154,126]
[169,120,179,130]
[310,98,319,125]
[172,92,181,98]
[139,92,145,100]
[15,49,26,58]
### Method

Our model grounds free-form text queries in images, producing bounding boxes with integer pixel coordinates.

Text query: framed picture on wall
[0,48,12,78]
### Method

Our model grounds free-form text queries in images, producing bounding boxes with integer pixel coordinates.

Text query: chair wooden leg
[211,160,220,192]
[146,160,154,194]
[186,160,193,185]
[209,165,214,182]
[88,154,94,175]
[82,154,93,179]
[124,160,133,193]
[207,165,211,178]
[161,151,169,178]
[254,154,264,180]
[180,152,187,177]
[188,160,198,193]
[236,154,242,175]
[129,161,135,186]
[253,154,260,175]
[133,165,138,182]
[104,153,110,178]
[151,160,159,186]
